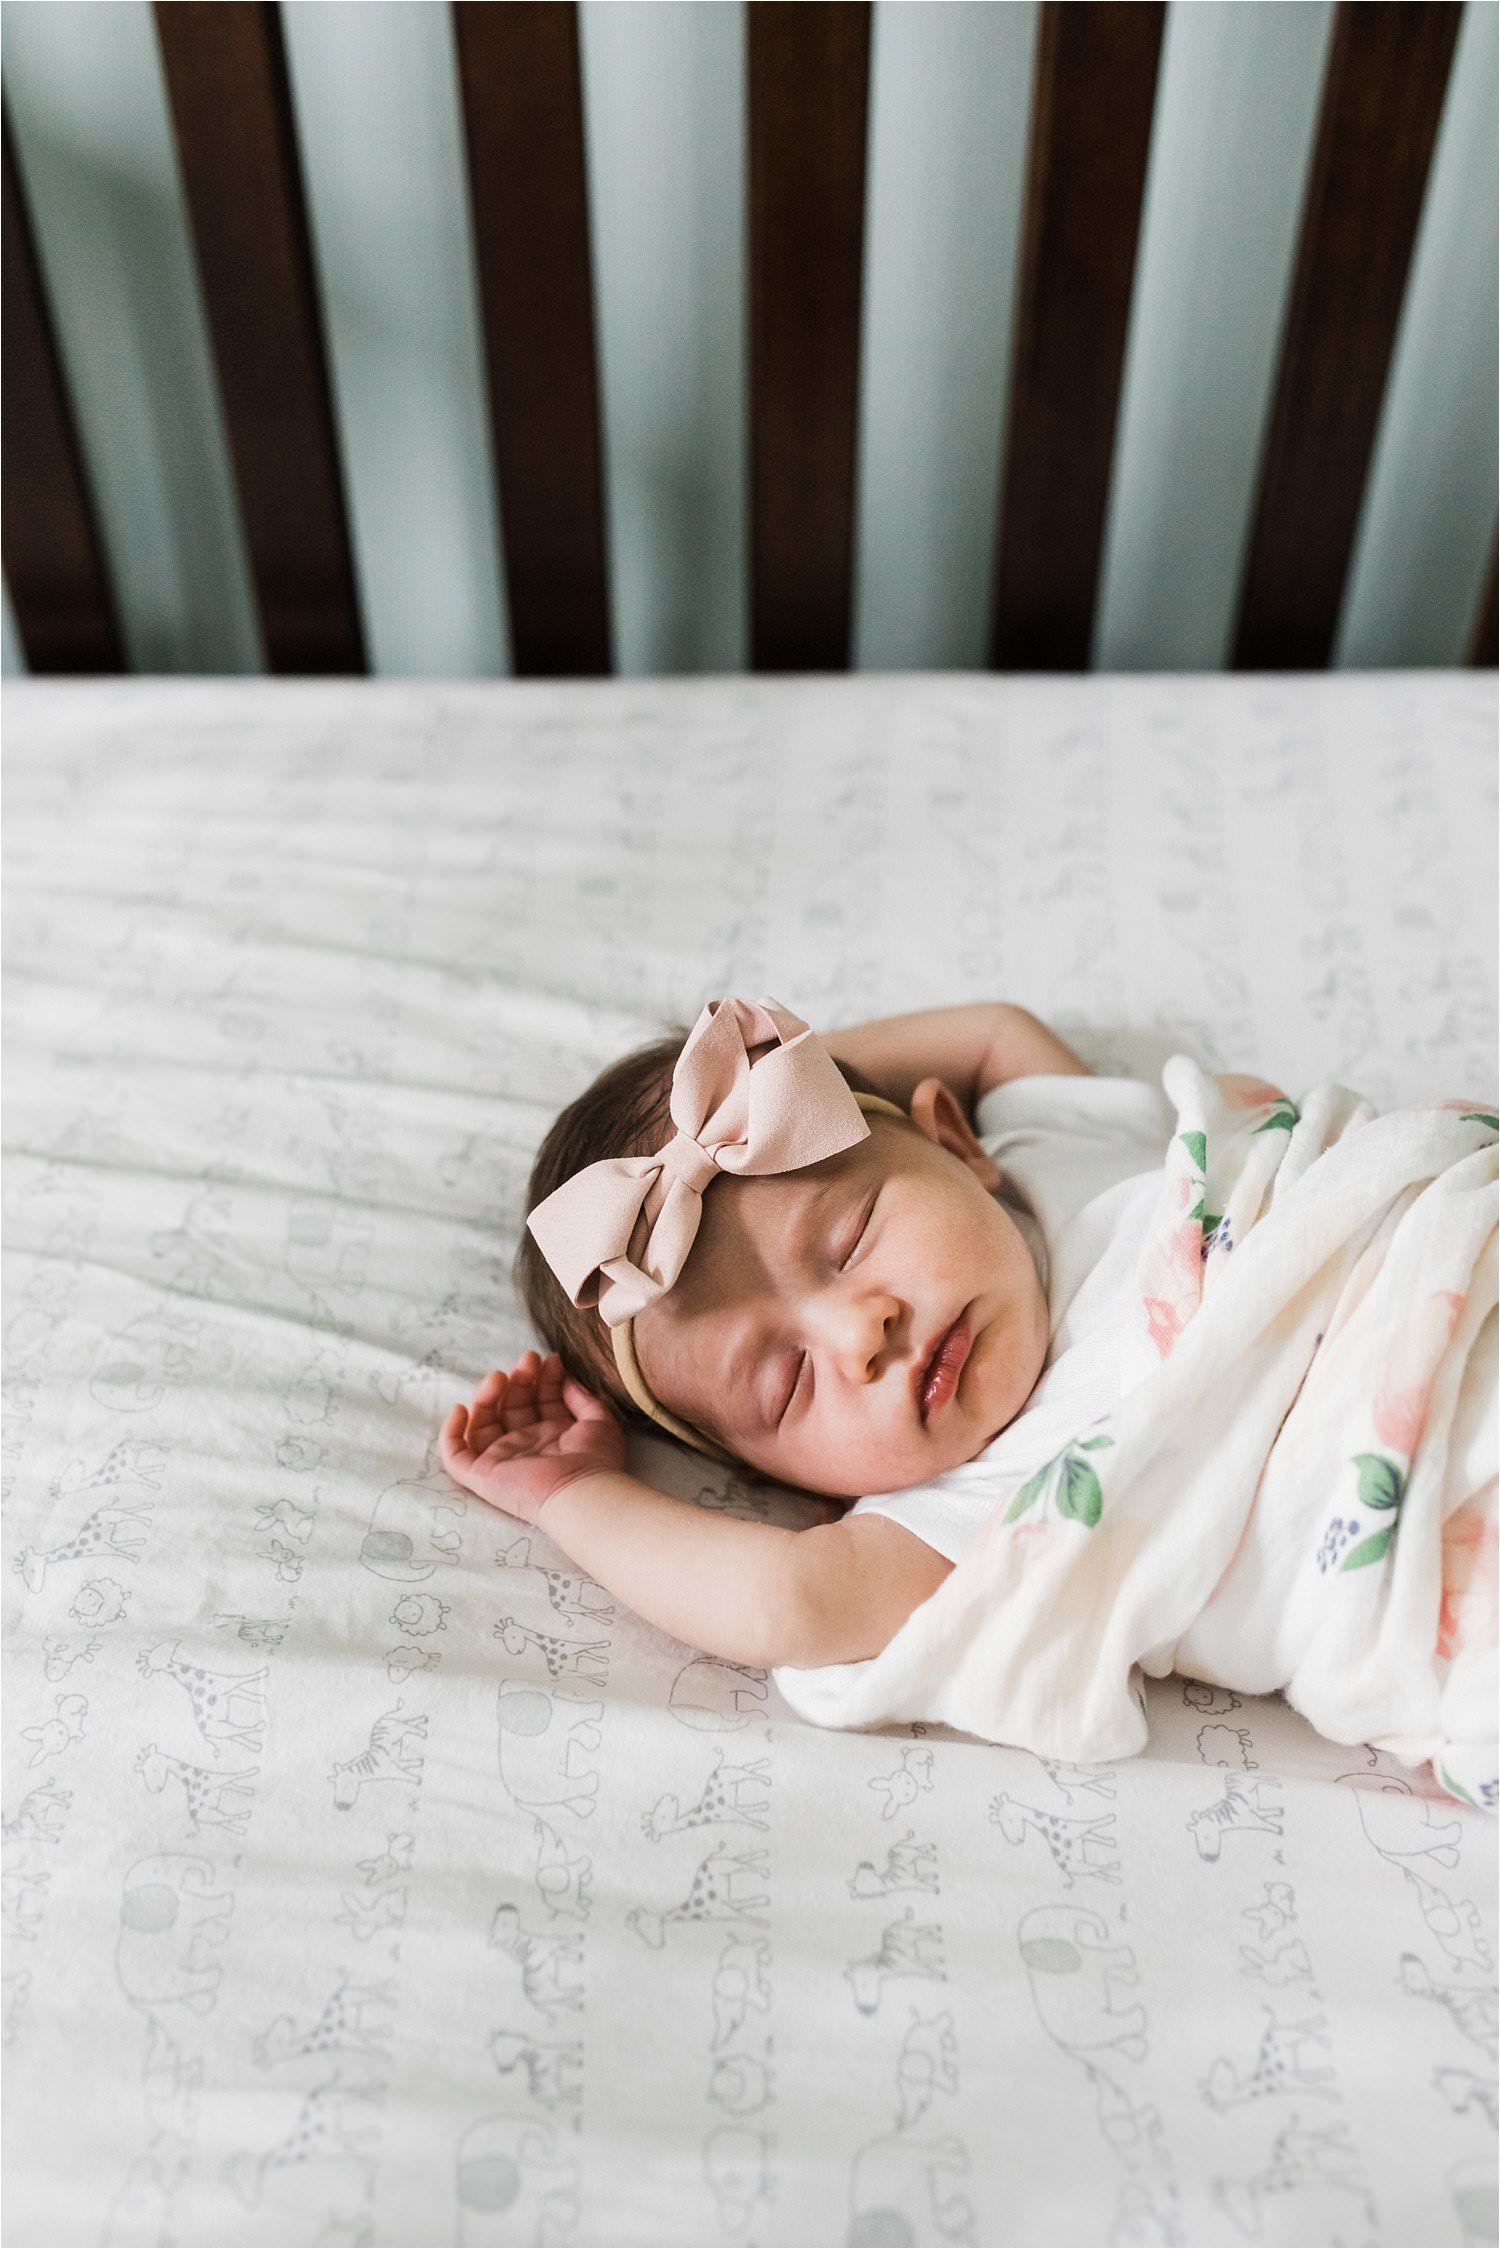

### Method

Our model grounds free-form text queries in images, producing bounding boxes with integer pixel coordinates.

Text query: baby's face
[630,1079,1051,1499]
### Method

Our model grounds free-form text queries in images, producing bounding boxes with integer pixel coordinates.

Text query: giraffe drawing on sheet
[1399,1955,1498,2062]
[1201,2005,1339,2108]
[135,1747,259,1837]
[625,1848,770,1949]
[494,1536,615,1624]
[253,1979,398,2066]
[989,1793,1121,1887]
[51,1438,166,1501]
[15,1501,153,1593]
[493,1617,610,1689]
[223,2077,383,2208]
[641,1750,771,1840]
[137,1642,267,1758]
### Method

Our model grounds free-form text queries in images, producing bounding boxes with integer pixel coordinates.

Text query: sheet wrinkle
[4,672,1493,2248]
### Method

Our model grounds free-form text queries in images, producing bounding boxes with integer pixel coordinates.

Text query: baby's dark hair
[513,1026,888,1461]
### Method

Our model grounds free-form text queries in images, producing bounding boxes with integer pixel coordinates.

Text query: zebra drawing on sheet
[330,1706,427,1810]
[1188,1773,1283,1860]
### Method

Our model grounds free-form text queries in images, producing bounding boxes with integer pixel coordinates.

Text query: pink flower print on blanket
[1139,1171,1206,1360]
[1322,1291,1468,1577]
[1215,1073,1300,1135]
[1429,1100,1499,1127]
[1216,1073,1287,1109]
[1436,1486,1499,1666]
[1371,1290,1466,1458]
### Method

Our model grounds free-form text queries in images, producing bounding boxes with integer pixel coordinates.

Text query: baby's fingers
[561,1375,615,1424]
[501,1350,543,1431]
[466,1367,508,1448]
[440,1402,472,1464]
[536,1353,564,1416]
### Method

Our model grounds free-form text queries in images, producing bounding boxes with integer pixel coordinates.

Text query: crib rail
[1,105,125,673]
[1232,1,1464,669]
[992,1,1166,671]
[154,2,366,674]
[2,0,1494,677]
[453,3,612,677]
[748,3,870,673]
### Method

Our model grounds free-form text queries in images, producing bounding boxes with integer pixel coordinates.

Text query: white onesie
[848,1070,1181,1560]
[850,1067,1497,1562]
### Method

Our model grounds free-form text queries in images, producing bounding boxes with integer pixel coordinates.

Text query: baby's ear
[909,1076,1002,1193]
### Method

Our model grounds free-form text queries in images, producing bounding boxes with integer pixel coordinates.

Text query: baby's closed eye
[778,1188,883,1424]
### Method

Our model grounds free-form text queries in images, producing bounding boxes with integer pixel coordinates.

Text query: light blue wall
[3,0,1495,678]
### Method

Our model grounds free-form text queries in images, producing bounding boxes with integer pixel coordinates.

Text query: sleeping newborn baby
[442,995,1498,1803]
[441,995,1094,1660]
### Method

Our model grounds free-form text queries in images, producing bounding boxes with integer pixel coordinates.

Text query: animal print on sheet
[3,671,1496,2245]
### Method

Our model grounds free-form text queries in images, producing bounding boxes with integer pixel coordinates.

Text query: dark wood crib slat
[1231,1,1462,672]
[748,0,871,673]
[2,108,127,674]
[1469,530,1498,669]
[988,2,1166,674]
[154,0,366,675]
[453,1,612,678]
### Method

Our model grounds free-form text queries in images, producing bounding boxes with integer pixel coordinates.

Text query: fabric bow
[526,997,871,1328]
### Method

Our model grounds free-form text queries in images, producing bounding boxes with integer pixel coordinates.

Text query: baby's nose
[817,1286,900,1379]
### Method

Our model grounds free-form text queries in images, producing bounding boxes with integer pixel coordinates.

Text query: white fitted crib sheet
[3,670,1497,2248]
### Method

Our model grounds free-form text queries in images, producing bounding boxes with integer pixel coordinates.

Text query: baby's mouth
[916,1311,973,1423]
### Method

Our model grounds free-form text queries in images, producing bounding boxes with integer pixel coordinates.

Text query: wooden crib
[4,0,1496,677]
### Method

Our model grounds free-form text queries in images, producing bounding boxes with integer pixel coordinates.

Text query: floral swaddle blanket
[774,1061,1499,1811]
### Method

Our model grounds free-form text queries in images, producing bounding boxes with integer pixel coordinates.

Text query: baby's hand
[440,1352,626,1527]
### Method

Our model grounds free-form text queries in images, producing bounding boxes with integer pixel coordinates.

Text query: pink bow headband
[526,997,905,1461]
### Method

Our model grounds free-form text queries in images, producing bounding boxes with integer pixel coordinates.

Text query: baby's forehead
[667,1125,894,1290]
[691,1156,832,1260]
[719,1130,876,1225]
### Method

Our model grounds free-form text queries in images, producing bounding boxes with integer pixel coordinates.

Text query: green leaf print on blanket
[1188,1200,1224,1242]
[1179,1133,1226,1257]
[1004,1433,1115,1529]
[1318,1454,1408,1575]
[1341,1525,1394,1571]
[1436,1760,1490,1812]
[1252,1100,1300,1134]
[1459,1111,1498,1132]
[1338,1453,1408,1571]
[1353,1452,1406,1512]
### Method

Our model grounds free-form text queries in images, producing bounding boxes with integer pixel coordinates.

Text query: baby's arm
[441,1354,838,1667]
[441,1357,952,1668]
[822,1001,1090,1115]
[532,1469,821,1667]
[781,1512,954,1664]
[541,1484,953,1668]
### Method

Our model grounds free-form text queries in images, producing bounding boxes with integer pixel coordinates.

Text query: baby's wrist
[537,1465,631,1525]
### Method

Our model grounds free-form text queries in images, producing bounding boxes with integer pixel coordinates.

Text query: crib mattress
[3,670,1496,2248]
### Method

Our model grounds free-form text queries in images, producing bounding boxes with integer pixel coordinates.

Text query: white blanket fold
[774,1061,1499,1810]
